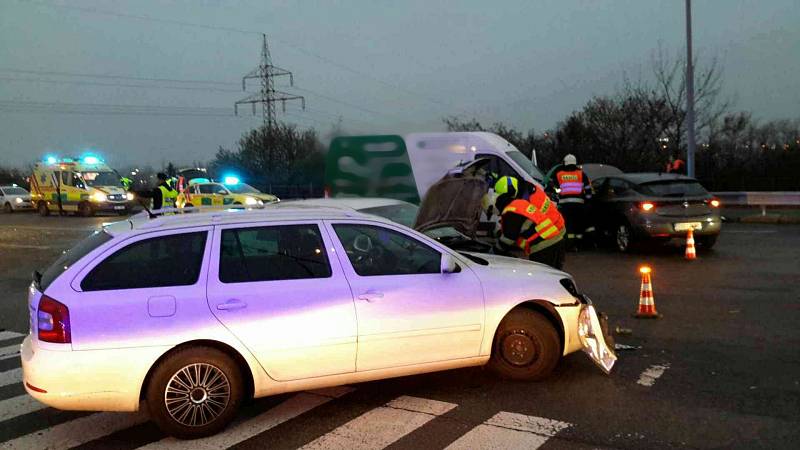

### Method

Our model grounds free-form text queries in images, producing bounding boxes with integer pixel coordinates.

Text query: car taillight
[37,295,71,344]
[639,201,655,212]
[709,198,721,208]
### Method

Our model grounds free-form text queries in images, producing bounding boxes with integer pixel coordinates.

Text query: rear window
[640,181,709,197]
[40,230,113,290]
[81,232,207,291]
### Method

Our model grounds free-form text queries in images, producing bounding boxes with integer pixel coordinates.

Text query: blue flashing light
[45,155,58,164]
[223,176,240,185]
[83,156,100,164]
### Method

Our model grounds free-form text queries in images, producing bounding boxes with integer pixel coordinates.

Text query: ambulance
[30,156,133,216]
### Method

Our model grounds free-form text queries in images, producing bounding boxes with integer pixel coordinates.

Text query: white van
[325,132,544,204]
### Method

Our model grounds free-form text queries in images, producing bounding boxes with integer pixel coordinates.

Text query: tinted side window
[81,232,207,291]
[219,225,331,283]
[198,184,215,194]
[333,224,440,277]
[608,178,631,194]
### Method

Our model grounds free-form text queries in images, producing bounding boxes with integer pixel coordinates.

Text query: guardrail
[713,192,800,216]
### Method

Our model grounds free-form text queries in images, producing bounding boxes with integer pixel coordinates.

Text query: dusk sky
[1,0,798,168]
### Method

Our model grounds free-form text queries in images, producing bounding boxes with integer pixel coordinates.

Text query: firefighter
[493,176,567,269]
[555,154,592,247]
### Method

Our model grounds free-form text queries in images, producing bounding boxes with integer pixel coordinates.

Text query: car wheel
[79,202,94,217]
[146,346,243,439]
[487,308,560,381]
[698,235,718,250]
[38,201,49,217]
[3,202,12,213]
[614,222,634,252]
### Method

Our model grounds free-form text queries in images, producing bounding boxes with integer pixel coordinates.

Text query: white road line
[299,395,457,450]
[139,387,355,450]
[0,410,148,450]
[0,331,25,341]
[0,368,22,388]
[0,244,53,250]
[0,344,20,361]
[0,394,47,421]
[637,363,670,387]
[446,411,571,450]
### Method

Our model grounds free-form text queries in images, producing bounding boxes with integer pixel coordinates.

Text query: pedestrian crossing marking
[299,396,457,450]
[138,387,355,450]
[0,368,21,388]
[0,394,47,421]
[0,332,24,342]
[0,409,148,450]
[445,411,571,450]
[0,345,20,362]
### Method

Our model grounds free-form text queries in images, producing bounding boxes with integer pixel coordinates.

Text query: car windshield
[639,180,709,197]
[2,187,27,195]
[226,183,260,194]
[39,230,113,290]
[359,203,419,228]
[506,150,545,182]
[81,171,122,187]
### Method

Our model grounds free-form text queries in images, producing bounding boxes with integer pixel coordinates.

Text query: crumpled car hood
[414,175,487,237]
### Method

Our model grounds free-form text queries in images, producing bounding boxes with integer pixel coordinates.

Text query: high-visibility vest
[556,169,585,197]
[159,185,178,208]
[501,189,565,254]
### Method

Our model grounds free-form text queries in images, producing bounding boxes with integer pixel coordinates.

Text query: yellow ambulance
[30,156,133,216]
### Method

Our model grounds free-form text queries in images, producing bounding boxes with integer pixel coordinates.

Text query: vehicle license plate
[674,222,701,231]
[114,205,125,210]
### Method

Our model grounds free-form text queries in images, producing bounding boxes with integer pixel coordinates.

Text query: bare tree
[651,45,730,153]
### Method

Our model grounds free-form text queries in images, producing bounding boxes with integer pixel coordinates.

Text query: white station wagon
[22,207,615,438]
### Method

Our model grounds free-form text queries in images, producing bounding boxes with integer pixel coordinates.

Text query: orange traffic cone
[685,228,697,260]
[634,266,660,318]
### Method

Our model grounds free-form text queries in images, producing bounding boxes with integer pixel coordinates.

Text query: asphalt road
[0,211,798,449]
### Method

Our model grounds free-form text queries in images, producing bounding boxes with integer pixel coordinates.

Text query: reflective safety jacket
[158,185,178,208]
[556,169,587,202]
[500,188,566,254]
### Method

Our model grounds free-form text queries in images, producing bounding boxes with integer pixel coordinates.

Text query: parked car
[22,207,615,438]
[0,184,33,213]
[582,165,722,252]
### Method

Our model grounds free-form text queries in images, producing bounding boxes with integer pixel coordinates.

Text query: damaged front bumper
[577,295,617,374]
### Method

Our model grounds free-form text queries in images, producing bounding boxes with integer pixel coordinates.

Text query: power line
[0,76,242,93]
[0,67,237,86]
[23,0,475,118]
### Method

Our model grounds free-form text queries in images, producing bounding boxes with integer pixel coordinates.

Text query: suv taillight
[38,295,71,344]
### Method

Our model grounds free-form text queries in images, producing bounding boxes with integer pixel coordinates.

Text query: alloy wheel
[164,363,231,427]
[616,224,630,252]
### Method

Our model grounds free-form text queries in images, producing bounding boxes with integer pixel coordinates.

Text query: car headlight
[244,197,258,205]
[14,197,23,204]
[257,199,264,205]
[91,192,107,202]
[126,192,134,201]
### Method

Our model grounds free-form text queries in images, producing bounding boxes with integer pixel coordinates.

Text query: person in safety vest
[665,155,685,174]
[140,172,177,211]
[493,176,567,269]
[555,154,592,246]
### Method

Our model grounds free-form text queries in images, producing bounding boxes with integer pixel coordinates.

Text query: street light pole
[685,0,697,177]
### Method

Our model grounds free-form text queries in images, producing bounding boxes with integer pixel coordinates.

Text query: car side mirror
[441,253,460,274]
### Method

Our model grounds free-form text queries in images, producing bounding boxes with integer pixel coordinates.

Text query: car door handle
[216,299,247,311]
[357,291,384,302]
